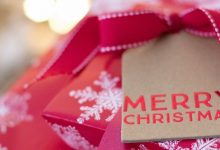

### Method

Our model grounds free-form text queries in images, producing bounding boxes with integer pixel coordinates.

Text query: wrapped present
[2,0,220,149]
[42,3,220,150]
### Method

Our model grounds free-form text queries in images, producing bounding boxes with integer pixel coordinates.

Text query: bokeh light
[23,0,55,22]
[49,0,90,34]
[23,0,90,34]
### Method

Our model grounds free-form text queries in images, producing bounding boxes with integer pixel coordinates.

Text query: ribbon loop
[99,12,168,52]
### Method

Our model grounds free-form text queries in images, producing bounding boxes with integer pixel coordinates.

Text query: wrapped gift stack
[1,0,220,150]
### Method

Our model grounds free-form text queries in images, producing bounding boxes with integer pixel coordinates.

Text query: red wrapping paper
[42,7,220,150]
[43,52,122,149]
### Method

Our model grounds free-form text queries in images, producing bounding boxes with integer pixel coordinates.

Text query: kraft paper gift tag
[122,31,220,142]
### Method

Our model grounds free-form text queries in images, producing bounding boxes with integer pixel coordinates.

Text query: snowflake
[158,140,180,150]
[158,138,220,150]
[0,144,7,150]
[131,144,149,150]
[69,71,122,124]
[158,140,190,150]
[51,123,97,150]
[191,138,220,150]
[0,92,32,134]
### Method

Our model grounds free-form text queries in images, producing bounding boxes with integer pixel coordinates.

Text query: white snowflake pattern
[158,140,190,150]
[51,123,97,150]
[131,144,149,150]
[69,71,122,124]
[158,138,220,150]
[0,92,32,134]
[0,144,7,150]
[159,140,180,150]
[191,138,220,150]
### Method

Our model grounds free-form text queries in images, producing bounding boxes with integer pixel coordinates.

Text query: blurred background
[0,0,91,94]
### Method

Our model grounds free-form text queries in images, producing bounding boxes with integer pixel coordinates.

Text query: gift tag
[122,31,220,142]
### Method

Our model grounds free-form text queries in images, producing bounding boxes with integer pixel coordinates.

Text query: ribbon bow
[33,8,220,82]
[99,8,220,52]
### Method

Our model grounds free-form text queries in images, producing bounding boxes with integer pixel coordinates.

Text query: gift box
[42,4,220,150]
[2,0,220,149]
